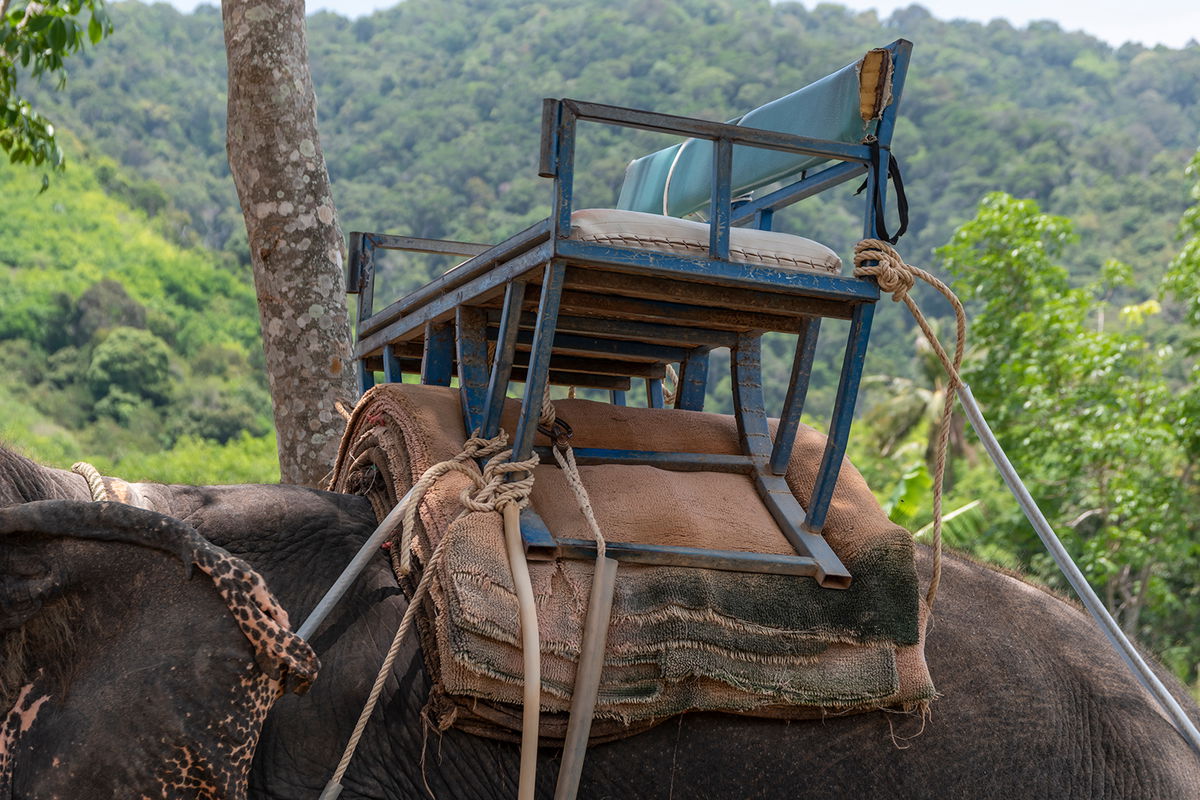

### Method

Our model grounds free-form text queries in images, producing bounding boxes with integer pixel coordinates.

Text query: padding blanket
[329,383,934,743]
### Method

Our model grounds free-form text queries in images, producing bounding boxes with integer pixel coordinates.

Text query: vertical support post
[806,303,875,532]
[421,321,454,387]
[610,390,626,407]
[674,348,709,411]
[769,318,821,475]
[353,233,377,326]
[552,105,577,238]
[754,208,774,232]
[512,262,567,461]
[709,137,733,260]
[730,333,771,460]
[456,306,490,435]
[357,361,375,394]
[351,233,377,395]
[538,98,560,179]
[483,281,527,439]
[646,378,665,409]
[873,42,911,152]
[381,344,403,384]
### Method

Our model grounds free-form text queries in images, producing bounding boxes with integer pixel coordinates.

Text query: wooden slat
[509,366,631,391]
[553,289,817,334]
[562,267,856,321]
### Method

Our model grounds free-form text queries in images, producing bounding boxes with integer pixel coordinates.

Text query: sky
[164,0,1200,50]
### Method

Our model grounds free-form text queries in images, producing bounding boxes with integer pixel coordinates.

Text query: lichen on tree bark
[222,0,358,486]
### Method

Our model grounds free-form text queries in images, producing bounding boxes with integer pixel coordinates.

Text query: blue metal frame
[344,40,914,588]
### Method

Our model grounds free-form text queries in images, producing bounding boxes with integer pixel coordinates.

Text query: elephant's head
[0,499,319,799]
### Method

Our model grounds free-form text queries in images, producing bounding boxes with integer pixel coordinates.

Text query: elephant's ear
[0,541,62,631]
[0,500,319,695]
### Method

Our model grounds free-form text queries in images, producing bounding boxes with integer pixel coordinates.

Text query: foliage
[17,0,1200,418]
[1165,152,1200,337]
[87,326,173,407]
[0,0,112,178]
[938,192,1199,671]
[0,150,273,484]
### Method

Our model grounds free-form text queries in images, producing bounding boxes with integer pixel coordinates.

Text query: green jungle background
[3,0,1200,689]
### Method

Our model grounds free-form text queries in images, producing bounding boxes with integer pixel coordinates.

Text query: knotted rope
[322,428,539,799]
[394,433,538,575]
[853,238,967,608]
[538,386,608,558]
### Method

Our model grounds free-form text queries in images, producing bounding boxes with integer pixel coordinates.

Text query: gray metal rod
[296,486,416,641]
[554,557,620,800]
[958,383,1200,755]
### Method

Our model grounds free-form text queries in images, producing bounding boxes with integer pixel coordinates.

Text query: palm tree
[862,320,976,491]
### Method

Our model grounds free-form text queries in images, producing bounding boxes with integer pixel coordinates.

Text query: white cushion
[569,208,841,274]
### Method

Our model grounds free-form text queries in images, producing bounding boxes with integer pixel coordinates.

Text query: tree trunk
[222,0,358,486]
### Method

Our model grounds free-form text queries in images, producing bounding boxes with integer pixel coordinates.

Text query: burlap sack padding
[329,383,934,743]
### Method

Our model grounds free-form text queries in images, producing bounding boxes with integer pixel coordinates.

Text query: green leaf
[27,14,55,34]
[88,15,103,45]
[48,18,68,52]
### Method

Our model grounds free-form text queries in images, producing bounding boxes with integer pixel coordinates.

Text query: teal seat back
[616,49,894,218]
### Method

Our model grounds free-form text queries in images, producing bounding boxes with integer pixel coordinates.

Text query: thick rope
[663,363,679,408]
[71,461,109,502]
[395,432,537,575]
[323,536,450,797]
[330,388,611,796]
[853,238,967,608]
[323,429,539,798]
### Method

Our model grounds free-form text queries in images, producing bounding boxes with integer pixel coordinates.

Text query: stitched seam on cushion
[576,232,839,274]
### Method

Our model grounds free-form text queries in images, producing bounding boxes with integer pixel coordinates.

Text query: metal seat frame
[347,40,912,589]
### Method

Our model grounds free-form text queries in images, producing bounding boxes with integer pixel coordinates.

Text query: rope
[71,462,109,502]
[395,433,537,576]
[663,363,679,408]
[322,429,539,798]
[853,238,967,608]
[327,387,610,797]
[539,385,607,558]
[550,444,607,561]
[850,247,1200,753]
[323,536,448,798]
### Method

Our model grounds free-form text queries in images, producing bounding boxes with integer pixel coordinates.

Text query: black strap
[854,138,908,245]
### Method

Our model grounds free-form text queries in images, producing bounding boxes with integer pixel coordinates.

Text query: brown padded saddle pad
[329,383,934,743]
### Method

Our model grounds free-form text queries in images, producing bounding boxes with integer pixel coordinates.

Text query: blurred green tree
[86,325,172,409]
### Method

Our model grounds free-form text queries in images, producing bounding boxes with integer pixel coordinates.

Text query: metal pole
[958,383,1200,755]
[554,556,619,800]
[296,486,416,641]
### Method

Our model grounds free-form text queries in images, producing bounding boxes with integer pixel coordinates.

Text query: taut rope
[320,430,539,800]
[852,238,967,608]
[851,240,1200,754]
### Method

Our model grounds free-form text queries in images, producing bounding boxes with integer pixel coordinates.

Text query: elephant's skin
[0,498,318,799]
[2,447,1199,799]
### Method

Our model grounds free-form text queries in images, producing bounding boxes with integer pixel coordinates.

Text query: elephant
[0,498,318,799]
[1,444,1198,799]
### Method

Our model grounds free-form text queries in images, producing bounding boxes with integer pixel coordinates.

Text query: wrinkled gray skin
[3,449,1199,799]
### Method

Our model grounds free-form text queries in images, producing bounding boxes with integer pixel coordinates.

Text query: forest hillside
[17,0,1200,407]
